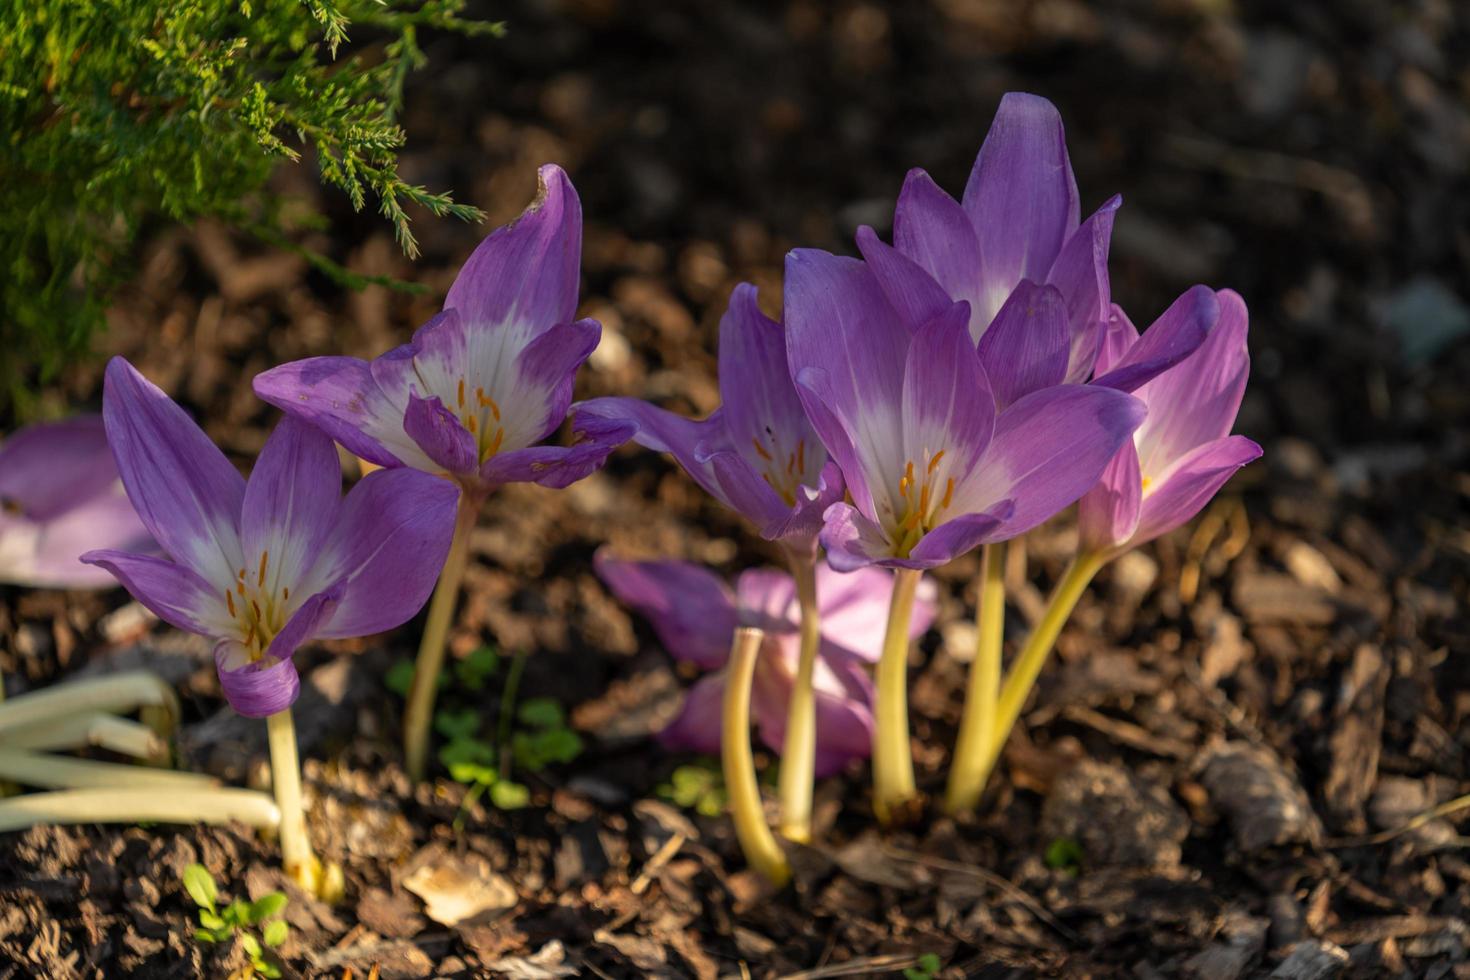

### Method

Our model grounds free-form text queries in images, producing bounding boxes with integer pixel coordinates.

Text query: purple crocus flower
[0,416,155,589]
[252,165,630,501]
[784,249,1146,571]
[595,553,937,776]
[1078,291,1262,554]
[577,284,843,551]
[80,358,459,717]
[854,92,1212,405]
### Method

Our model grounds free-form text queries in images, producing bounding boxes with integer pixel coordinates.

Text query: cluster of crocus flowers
[83,358,459,894]
[0,416,153,589]
[255,164,632,781]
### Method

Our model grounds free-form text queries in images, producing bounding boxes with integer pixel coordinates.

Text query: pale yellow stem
[0,747,218,791]
[403,494,478,782]
[722,627,790,887]
[0,671,178,737]
[973,551,1107,788]
[945,541,1006,814]
[266,709,321,893]
[872,568,922,826]
[777,550,821,844]
[0,787,280,833]
[3,712,169,762]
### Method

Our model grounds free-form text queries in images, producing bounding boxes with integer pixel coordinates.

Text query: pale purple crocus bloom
[253,165,631,503]
[784,249,1146,571]
[1078,290,1262,555]
[81,358,459,717]
[596,552,937,776]
[577,284,843,551]
[0,416,154,589]
[855,92,1212,405]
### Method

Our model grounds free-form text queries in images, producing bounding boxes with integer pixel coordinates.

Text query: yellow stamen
[283,587,290,601]
[751,438,773,462]
[920,482,933,516]
[927,450,946,474]
[487,428,504,457]
[476,388,501,420]
[466,415,479,434]
[941,477,955,509]
[257,551,268,588]
[226,591,237,617]
[797,440,806,474]
[236,582,246,597]
[457,379,465,409]
[251,599,262,620]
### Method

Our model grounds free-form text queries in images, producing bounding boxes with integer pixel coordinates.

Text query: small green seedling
[183,864,289,978]
[1044,836,1085,875]
[657,761,729,818]
[456,646,501,692]
[903,952,943,980]
[511,698,584,772]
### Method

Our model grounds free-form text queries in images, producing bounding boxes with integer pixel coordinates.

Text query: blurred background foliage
[0,0,500,417]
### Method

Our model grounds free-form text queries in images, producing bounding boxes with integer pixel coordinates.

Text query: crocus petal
[958,384,1145,539]
[477,412,633,490]
[962,93,1080,320]
[1133,289,1251,478]
[733,568,799,634]
[303,468,460,639]
[820,502,926,571]
[704,450,802,534]
[1092,304,1140,377]
[79,549,230,636]
[575,397,727,501]
[262,588,339,663]
[749,651,875,776]
[785,250,910,518]
[1046,195,1121,382]
[1129,435,1262,547]
[815,564,937,663]
[733,459,845,546]
[909,502,1014,565]
[404,393,479,475]
[0,416,119,521]
[976,280,1070,408]
[512,318,602,446]
[657,673,727,756]
[892,169,985,331]
[252,355,422,470]
[1077,438,1143,554]
[1093,285,1218,393]
[102,358,245,589]
[717,284,826,491]
[240,417,341,597]
[857,225,959,333]
[215,640,301,719]
[445,164,581,346]
[594,552,738,670]
[1,492,154,590]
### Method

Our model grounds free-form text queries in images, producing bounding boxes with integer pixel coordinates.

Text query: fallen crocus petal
[0,416,155,589]
[594,552,739,670]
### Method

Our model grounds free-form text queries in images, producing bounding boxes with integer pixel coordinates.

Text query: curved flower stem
[0,671,179,738]
[3,712,169,762]
[945,541,1007,814]
[0,787,280,833]
[777,548,821,844]
[722,626,790,887]
[872,568,923,826]
[973,551,1107,789]
[403,493,478,782]
[0,747,218,791]
[266,709,321,893]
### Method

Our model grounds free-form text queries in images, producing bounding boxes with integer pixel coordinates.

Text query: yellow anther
[941,477,955,509]
[257,551,269,588]
[466,415,479,434]
[927,450,946,474]
[226,591,237,617]
[751,438,773,462]
[457,379,466,409]
[797,440,806,474]
[476,388,501,420]
[487,428,504,458]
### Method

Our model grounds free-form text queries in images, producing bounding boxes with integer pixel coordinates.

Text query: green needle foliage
[0,0,502,415]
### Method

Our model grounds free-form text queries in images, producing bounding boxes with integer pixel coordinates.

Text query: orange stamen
[941,477,955,509]
[226,591,237,617]
[466,414,479,434]
[927,450,946,474]
[457,379,466,409]
[797,440,806,474]
[751,438,773,462]
[476,388,501,420]
[487,428,504,457]
[257,551,268,588]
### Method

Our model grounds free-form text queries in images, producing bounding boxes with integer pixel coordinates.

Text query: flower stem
[0,787,281,833]
[265,708,320,893]
[872,567,923,826]
[945,541,1006,814]
[777,548,821,844]
[0,747,218,791]
[722,626,790,887]
[403,493,478,782]
[3,712,169,762]
[973,551,1107,789]
[0,671,178,738]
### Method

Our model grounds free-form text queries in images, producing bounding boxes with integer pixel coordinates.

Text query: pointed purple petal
[263,588,339,661]
[657,673,727,755]
[962,93,1080,307]
[304,468,460,640]
[575,397,726,500]
[404,393,479,476]
[477,411,633,490]
[1077,438,1143,554]
[215,640,302,718]
[0,416,118,521]
[1092,304,1140,377]
[103,358,245,588]
[240,417,341,598]
[445,164,582,344]
[892,169,985,326]
[1046,195,1121,382]
[739,459,845,546]
[1093,285,1218,393]
[1134,289,1251,478]
[909,502,1014,564]
[976,280,1070,407]
[1130,436,1262,547]
[512,318,601,445]
[959,383,1145,539]
[820,502,928,571]
[79,549,231,635]
[253,356,417,470]
[594,552,738,670]
[857,226,958,332]
[704,450,800,533]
